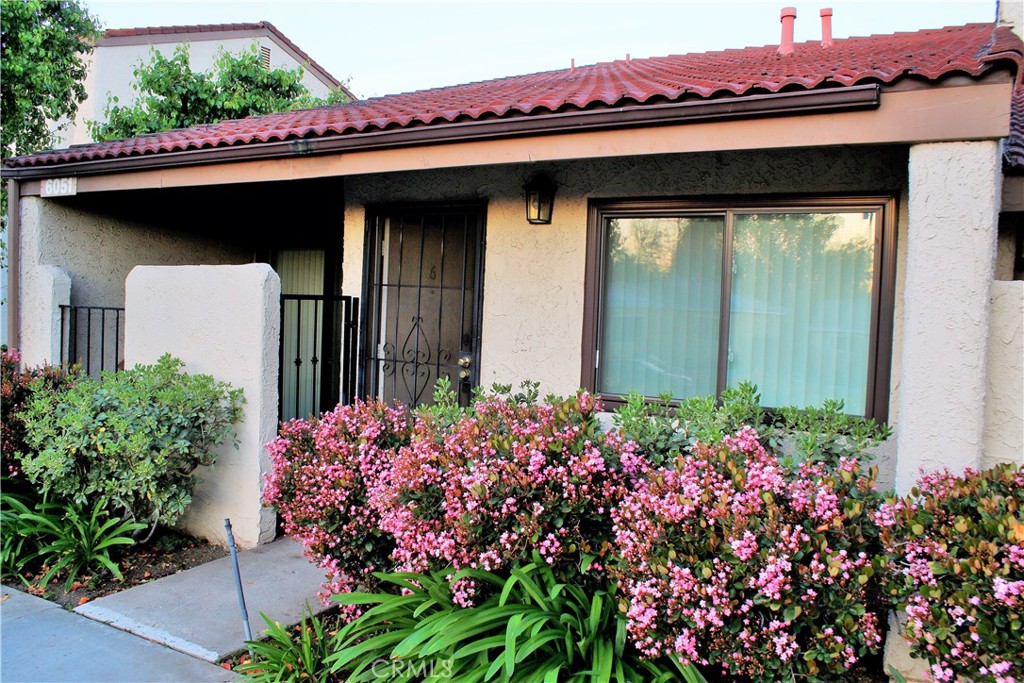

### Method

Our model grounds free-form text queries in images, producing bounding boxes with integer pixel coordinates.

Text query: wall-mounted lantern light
[524,175,556,224]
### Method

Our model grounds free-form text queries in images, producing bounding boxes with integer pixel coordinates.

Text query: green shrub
[614,381,890,470]
[879,464,1023,683]
[19,354,244,539]
[18,499,145,590]
[237,607,333,683]
[1,348,78,493]
[321,563,703,683]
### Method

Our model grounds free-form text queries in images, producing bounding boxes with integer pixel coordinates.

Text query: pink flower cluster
[262,400,410,603]
[879,464,1023,683]
[612,427,883,683]
[372,392,640,604]
[265,391,640,607]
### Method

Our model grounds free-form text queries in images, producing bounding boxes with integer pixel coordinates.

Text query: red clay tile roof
[101,21,348,93]
[7,22,1023,171]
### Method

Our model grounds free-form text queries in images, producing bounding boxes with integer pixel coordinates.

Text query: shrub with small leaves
[1,348,77,486]
[263,400,411,602]
[612,427,886,682]
[375,386,644,606]
[615,382,890,471]
[18,354,243,540]
[879,464,1024,683]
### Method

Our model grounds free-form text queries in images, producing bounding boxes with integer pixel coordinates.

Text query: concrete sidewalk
[74,538,327,662]
[0,588,237,682]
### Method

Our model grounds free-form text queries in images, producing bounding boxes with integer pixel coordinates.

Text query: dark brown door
[362,205,485,407]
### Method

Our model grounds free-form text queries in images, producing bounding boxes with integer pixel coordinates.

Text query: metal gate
[279,294,358,422]
[60,304,125,377]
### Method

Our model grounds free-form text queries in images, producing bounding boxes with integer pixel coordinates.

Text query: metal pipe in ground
[224,519,254,649]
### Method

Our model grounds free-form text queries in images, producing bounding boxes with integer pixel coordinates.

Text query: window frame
[581,194,898,422]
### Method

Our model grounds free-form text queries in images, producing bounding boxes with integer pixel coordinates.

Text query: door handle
[458,355,472,368]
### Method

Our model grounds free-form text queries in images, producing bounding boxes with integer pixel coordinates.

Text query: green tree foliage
[89,44,350,142]
[0,0,101,256]
[0,0,100,159]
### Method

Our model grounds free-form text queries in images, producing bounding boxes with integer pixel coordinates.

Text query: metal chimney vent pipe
[779,7,797,55]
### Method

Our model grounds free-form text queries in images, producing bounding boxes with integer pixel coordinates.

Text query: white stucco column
[16,197,70,367]
[125,264,281,548]
[18,265,70,368]
[894,141,1001,494]
[888,141,1001,683]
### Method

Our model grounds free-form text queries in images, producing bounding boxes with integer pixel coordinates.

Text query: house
[55,21,351,148]
[2,8,1022,671]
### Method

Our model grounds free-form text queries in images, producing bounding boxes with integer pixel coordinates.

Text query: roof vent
[260,45,272,70]
[820,8,834,48]
[779,7,796,55]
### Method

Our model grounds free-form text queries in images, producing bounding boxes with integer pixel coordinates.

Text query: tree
[0,0,100,160]
[89,44,351,142]
[0,0,100,264]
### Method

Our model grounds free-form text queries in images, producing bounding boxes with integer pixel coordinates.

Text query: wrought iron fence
[279,295,359,422]
[60,305,124,378]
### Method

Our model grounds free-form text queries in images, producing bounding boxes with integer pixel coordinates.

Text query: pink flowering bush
[265,385,642,606]
[1,348,77,493]
[612,426,885,682]
[879,464,1023,683]
[262,400,411,600]
[375,389,643,604]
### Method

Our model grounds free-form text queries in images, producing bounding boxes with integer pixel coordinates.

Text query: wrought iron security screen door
[363,205,485,408]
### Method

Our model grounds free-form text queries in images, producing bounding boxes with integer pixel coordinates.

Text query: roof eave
[1,85,880,180]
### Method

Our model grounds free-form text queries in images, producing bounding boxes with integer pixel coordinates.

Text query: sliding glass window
[585,198,896,420]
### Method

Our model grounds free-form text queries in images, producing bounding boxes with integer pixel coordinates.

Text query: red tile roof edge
[101,21,350,95]
[7,23,1022,172]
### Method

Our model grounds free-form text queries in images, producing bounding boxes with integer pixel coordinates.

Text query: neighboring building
[3,11,1023,676]
[0,22,349,348]
[55,21,351,148]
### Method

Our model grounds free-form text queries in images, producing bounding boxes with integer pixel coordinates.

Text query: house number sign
[40,177,77,197]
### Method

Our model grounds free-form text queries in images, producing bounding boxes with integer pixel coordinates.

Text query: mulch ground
[3,527,227,610]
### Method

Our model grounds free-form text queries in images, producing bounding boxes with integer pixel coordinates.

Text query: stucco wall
[124,264,280,549]
[343,146,909,485]
[894,141,1001,494]
[24,196,249,309]
[18,265,70,369]
[983,280,1024,467]
[345,146,908,390]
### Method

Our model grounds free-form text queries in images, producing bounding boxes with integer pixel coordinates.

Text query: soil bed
[3,527,227,610]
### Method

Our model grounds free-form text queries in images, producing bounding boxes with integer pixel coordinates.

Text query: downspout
[6,179,19,354]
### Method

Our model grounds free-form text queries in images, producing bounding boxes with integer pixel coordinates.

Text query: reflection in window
[727,212,875,410]
[601,216,723,398]
[595,205,883,416]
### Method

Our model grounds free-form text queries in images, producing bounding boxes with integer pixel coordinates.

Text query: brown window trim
[581,194,898,423]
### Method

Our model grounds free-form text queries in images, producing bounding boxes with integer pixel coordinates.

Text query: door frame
[358,201,487,405]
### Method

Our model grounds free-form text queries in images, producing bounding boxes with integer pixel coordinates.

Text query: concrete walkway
[0,588,236,682]
[75,538,327,662]
[1,538,329,682]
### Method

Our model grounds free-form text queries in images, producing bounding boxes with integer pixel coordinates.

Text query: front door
[362,204,485,407]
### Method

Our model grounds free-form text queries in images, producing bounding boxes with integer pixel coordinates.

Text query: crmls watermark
[371,658,454,679]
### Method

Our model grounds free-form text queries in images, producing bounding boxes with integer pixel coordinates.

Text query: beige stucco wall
[343,146,909,484]
[22,195,249,311]
[345,147,909,395]
[894,141,1001,494]
[18,265,70,369]
[983,280,1024,467]
[124,264,280,549]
